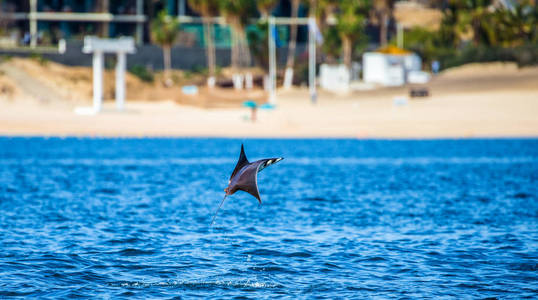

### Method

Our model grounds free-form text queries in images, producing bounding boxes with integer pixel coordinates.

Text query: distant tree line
[147,0,537,87]
[401,0,538,69]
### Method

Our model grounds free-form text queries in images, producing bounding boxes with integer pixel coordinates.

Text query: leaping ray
[210,144,283,225]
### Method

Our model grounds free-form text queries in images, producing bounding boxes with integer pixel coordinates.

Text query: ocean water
[0,138,537,298]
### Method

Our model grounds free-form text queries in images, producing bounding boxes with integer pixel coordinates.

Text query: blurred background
[0,0,537,137]
[1,1,537,67]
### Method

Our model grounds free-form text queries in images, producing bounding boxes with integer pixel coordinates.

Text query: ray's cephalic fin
[229,144,249,181]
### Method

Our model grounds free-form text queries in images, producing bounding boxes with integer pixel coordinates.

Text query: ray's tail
[210,195,227,226]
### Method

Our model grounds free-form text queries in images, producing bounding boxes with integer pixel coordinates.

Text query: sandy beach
[0,61,537,138]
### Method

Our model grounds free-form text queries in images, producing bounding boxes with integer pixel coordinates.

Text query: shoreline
[1,134,537,140]
[1,62,537,139]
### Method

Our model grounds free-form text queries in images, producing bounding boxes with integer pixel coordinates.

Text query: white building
[362,48,424,86]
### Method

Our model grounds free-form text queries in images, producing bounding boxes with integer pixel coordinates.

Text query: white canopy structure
[267,17,318,104]
[175,15,319,105]
[78,36,135,114]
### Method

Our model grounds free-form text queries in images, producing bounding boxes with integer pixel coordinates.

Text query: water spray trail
[210,195,227,226]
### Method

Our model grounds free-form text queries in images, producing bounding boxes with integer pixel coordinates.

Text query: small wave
[359,256,387,262]
[456,282,481,289]
[285,252,313,258]
[323,262,341,269]
[243,249,283,257]
[510,262,538,271]
[248,266,296,273]
[109,280,283,289]
[511,192,532,199]
[303,197,342,203]
[346,286,376,292]
[117,248,155,256]
[0,291,35,297]
[105,237,142,245]
[304,197,327,202]
[242,249,313,258]
[92,188,120,195]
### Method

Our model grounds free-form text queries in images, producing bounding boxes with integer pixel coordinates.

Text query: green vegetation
[0,55,13,63]
[372,0,395,47]
[219,0,257,74]
[334,0,371,68]
[256,0,278,19]
[128,65,154,83]
[29,53,49,66]
[142,0,536,84]
[283,0,301,87]
[247,21,270,71]
[188,0,220,86]
[105,56,116,70]
[442,44,538,69]
[398,0,538,70]
[150,10,180,85]
[316,0,371,67]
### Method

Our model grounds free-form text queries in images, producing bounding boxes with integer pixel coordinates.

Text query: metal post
[93,51,104,112]
[268,17,277,104]
[178,0,185,16]
[30,0,37,48]
[135,0,143,44]
[115,52,126,111]
[308,18,317,104]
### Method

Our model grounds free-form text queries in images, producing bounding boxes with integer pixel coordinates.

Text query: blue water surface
[0,138,537,298]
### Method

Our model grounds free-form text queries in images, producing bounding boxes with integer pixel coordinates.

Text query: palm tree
[494,1,538,46]
[219,0,256,89]
[0,0,9,36]
[373,0,395,47]
[317,0,370,67]
[257,0,278,19]
[98,0,110,37]
[151,10,180,86]
[283,0,301,89]
[336,0,371,69]
[454,0,494,46]
[255,0,278,90]
[316,0,336,29]
[188,0,220,87]
[317,0,344,62]
[305,0,318,20]
[438,1,460,48]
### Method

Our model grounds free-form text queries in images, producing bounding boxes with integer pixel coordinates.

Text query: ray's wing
[257,157,283,173]
[233,162,262,203]
[229,144,249,181]
[234,158,284,204]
